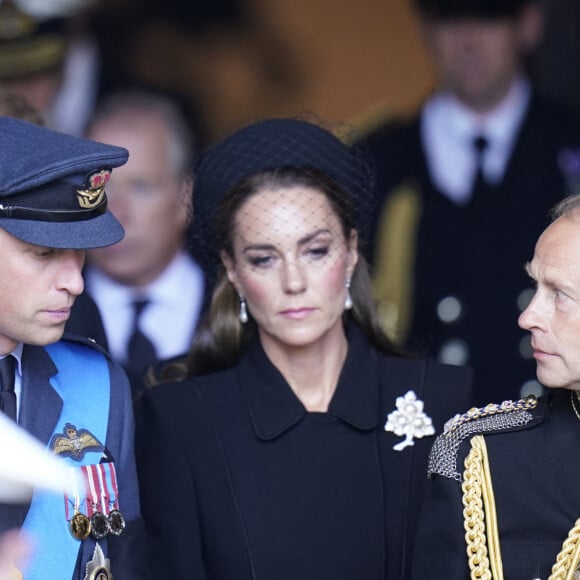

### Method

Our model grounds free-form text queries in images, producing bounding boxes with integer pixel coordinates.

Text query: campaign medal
[90,511,110,540]
[103,463,125,536]
[70,512,92,541]
[85,464,111,540]
[84,543,112,580]
[67,468,92,540]
[84,463,126,539]
[108,510,126,536]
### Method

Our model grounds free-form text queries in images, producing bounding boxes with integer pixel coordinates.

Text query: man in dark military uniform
[359,0,580,406]
[412,193,580,579]
[0,117,149,578]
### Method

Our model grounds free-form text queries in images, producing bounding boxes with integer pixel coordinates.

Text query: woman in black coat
[136,118,473,579]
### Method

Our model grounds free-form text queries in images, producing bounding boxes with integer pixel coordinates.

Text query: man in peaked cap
[0,117,150,578]
[357,0,580,408]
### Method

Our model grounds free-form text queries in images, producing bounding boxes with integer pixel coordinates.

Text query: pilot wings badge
[50,423,103,460]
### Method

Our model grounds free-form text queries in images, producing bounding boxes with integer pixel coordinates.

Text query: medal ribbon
[64,468,85,521]
[94,464,110,515]
[84,464,100,517]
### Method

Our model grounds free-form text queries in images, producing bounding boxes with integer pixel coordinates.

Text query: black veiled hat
[190,117,374,278]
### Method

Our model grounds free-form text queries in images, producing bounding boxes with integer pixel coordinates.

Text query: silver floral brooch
[384,390,435,451]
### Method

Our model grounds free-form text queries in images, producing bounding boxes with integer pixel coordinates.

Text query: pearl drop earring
[239,296,248,324]
[344,279,353,311]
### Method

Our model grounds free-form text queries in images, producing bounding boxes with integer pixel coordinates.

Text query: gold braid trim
[548,518,580,580]
[462,435,504,580]
[372,184,421,343]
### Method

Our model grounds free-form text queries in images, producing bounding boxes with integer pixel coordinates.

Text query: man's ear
[516,2,544,54]
[178,175,194,230]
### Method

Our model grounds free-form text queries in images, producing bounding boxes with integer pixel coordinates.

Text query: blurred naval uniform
[0,117,149,579]
[362,94,580,407]
[0,0,101,136]
[411,389,580,579]
[359,4,580,407]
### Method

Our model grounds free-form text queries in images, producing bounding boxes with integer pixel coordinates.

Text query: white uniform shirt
[421,75,531,205]
[85,252,205,363]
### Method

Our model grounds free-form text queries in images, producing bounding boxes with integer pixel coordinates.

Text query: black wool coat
[136,327,473,580]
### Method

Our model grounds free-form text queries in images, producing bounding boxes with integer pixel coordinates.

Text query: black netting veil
[189,116,376,290]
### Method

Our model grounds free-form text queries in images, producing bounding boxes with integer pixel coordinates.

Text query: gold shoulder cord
[548,518,580,580]
[462,435,504,580]
[372,184,421,343]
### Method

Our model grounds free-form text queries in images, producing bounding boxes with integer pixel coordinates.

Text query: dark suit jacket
[0,335,149,579]
[412,389,580,579]
[136,326,473,580]
[360,94,580,407]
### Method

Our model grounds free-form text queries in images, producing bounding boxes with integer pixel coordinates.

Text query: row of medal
[66,462,126,541]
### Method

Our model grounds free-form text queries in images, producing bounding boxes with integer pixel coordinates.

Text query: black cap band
[0,199,108,222]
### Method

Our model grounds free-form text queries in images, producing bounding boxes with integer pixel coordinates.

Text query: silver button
[518,335,533,359]
[520,379,544,399]
[438,338,469,366]
[437,296,462,324]
[517,288,534,312]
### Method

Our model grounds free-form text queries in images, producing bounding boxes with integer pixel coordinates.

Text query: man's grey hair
[86,90,196,177]
[551,193,580,221]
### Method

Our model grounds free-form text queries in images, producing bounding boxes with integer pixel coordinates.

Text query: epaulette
[427,396,539,482]
[61,331,109,358]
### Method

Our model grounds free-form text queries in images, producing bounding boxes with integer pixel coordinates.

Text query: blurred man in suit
[359,0,580,406]
[83,90,205,396]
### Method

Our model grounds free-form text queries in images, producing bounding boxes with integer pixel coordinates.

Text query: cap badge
[77,170,110,210]
[50,423,103,461]
[384,390,435,451]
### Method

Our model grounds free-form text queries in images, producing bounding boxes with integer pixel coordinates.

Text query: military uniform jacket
[360,94,580,406]
[0,334,149,579]
[412,389,580,579]
[136,326,473,580]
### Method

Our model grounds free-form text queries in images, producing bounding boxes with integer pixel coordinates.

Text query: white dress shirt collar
[421,75,531,204]
[86,252,204,362]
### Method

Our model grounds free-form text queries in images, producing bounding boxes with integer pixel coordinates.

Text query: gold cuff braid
[462,435,503,580]
[548,517,580,580]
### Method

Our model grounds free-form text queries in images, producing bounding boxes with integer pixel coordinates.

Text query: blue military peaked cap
[0,116,127,249]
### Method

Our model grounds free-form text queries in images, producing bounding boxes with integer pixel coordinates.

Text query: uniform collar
[238,326,380,441]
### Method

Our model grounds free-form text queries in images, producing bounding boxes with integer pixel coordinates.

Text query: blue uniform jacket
[0,333,149,579]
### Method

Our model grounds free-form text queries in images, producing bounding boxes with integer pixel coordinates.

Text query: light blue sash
[21,341,110,580]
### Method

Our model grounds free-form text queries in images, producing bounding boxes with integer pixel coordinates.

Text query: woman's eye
[307,246,329,259]
[248,255,273,268]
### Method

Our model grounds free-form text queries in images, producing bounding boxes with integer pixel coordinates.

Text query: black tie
[471,135,489,198]
[125,299,157,379]
[0,355,17,422]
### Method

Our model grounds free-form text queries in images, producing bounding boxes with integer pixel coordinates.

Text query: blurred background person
[83,90,205,397]
[358,0,580,407]
[0,0,102,136]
